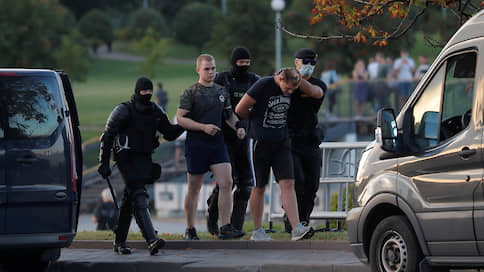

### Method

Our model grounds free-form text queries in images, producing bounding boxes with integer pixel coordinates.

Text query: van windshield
[0,75,62,139]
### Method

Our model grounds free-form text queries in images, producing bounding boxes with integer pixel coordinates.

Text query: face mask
[299,64,314,77]
[234,65,249,75]
[134,93,152,105]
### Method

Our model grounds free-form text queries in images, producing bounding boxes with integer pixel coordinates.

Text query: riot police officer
[206,47,259,236]
[98,77,184,255]
[284,48,327,232]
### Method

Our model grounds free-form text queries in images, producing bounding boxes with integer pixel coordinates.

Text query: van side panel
[0,146,5,234]
[5,126,71,234]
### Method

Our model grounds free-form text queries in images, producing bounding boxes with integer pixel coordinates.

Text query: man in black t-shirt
[206,47,260,236]
[177,54,245,240]
[285,48,327,232]
[236,68,323,241]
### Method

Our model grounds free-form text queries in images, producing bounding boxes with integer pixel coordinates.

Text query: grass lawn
[75,222,348,241]
[73,58,199,143]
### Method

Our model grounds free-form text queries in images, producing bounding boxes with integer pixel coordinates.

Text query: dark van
[0,69,82,270]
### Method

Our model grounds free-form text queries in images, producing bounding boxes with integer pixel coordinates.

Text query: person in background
[93,188,118,231]
[393,49,415,109]
[414,55,429,82]
[352,59,369,118]
[155,82,168,111]
[320,62,339,117]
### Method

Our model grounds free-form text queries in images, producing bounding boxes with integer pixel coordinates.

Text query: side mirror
[376,108,398,152]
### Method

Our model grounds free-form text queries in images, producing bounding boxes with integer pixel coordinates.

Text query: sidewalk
[51,240,367,272]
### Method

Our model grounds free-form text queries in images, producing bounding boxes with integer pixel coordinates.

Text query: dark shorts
[249,138,294,188]
[185,139,230,174]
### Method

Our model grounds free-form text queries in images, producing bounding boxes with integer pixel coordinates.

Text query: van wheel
[370,215,422,272]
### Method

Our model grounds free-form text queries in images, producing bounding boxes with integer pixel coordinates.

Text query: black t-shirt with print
[287,77,327,139]
[246,77,291,141]
[179,82,231,142]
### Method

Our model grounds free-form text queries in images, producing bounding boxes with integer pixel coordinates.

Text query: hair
[277,68,301,86]
[196,54,215,68]
[101,188,113,202]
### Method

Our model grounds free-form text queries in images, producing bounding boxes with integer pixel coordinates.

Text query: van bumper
[347,207,369,263]
[0,232,75,249]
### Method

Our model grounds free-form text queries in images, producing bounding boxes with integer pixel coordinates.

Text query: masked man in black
[98,77,184,255]
[206,47,259,236]
[284,48,327,232]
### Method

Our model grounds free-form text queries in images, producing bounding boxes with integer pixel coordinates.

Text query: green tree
[130,8,167,39]
[132,28,169,78]
[60,0,138,19]
[54,30,90,82]
[0,0,75,68]
[209,0,274,75]
[79,9,113,54]
[303,0,483,45]
[174,2,221,51]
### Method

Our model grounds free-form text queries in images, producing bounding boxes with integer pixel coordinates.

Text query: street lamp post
[271,0,285,72]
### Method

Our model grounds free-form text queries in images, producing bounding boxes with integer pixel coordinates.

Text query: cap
[295,48,317,59]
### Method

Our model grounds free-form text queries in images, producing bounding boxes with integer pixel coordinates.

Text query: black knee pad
[234,185,252,202]
[131,189,149,209]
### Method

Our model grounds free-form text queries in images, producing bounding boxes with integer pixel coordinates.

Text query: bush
[132,28,170,77]
[173,2,221,50]
[130,8,167,40]
[79,9,113,54]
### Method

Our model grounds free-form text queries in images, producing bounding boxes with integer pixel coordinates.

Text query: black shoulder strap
[223,72,233,90]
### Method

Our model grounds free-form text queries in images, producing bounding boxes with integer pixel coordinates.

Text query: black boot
[206,186,219,235]
[114,190,133,254]
[113,242,132,255]
[134,207,165,255]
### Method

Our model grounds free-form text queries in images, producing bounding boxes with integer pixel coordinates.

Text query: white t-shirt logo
[219,95,225,103]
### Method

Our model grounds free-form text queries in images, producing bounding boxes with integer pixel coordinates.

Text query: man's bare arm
[177,108,220,135]
[235,94,256,119]
[298,79,323,99]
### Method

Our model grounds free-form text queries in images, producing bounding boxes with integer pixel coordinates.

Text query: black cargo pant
[207,137,252,230]
[291,140,322,223]
[114,153,158,244]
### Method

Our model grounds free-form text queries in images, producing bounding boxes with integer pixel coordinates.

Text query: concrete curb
[71,240,351,251]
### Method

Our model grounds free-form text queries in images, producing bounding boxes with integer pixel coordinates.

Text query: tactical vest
[117,101,160,154]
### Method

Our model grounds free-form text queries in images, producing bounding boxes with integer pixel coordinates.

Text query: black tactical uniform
[206,47,259,235]
[285,49,327,232]
[98,77,184,255]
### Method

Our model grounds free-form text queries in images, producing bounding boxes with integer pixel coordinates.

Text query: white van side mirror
[376,108,398,152]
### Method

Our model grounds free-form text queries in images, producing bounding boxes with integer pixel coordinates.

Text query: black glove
[98,163,111,179]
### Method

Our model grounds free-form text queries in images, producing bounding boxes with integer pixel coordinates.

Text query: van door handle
[459,147,476,158]
[16,156,37,164]
[55,192,67,199]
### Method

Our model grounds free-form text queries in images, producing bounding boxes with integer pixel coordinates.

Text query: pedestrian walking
[235,68,323,241]
[284,48,326,233]
[155,82,168,111]
[177,54,244,240]
[206,46,260,237]
[98,76,184,255]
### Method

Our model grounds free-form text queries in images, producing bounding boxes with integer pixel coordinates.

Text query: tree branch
[279,20,354,41]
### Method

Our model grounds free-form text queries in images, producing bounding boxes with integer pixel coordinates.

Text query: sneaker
[250,227,273,241]
[206,215,219,235]
[218,224,245,239]
[113,242,132,255]
[184,227,200,240]
[291,223,314,241]
[148,238,165,255]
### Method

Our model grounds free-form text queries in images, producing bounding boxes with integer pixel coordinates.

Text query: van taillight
[58,235,67,241]
[0,72,19,76]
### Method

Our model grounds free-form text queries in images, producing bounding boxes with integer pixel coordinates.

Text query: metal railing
[267,141,371,230]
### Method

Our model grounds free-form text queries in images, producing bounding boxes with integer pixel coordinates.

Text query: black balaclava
[230,46,251,78]
[133,76,153,106]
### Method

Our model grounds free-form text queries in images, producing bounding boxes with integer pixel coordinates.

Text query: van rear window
[0,76,62,138]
